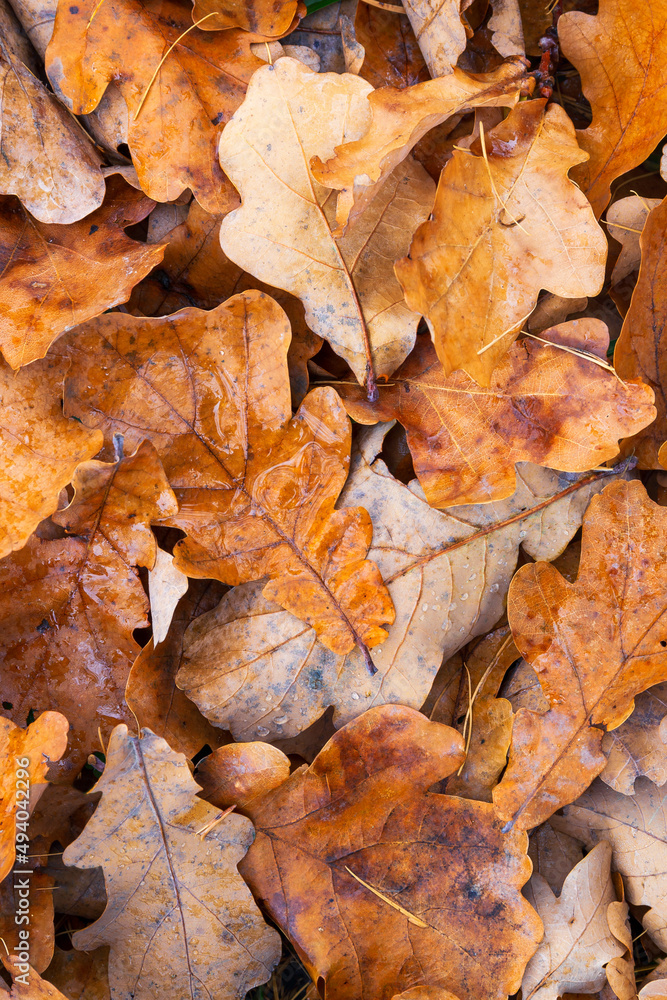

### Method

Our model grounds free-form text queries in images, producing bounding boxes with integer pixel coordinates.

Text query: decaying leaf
[338,325,654,506]
[355,2,429,89]
[148,548,188,646]
[42,948,111,1000]
[528,824,585,896]
[445,694,513,802]
[0,355,102,559]
[555,777,667,955]
[191,0,298,34]
[521,842,624,1000]
[614,195,667,468]
[45,0,266,213]
[601,683,667,795]
[0,865,55,973]
[312,57,526,227]
[203,705,543,1000]
[488,0,525,58]
[559,0,667,217]
[219,58,435,390]
[606,900,636,1000]
[2,956,70,999]
[62,726,281,1000]
[0,0,104,225]
[1,712,68,883]
[606,195,660,289]
[494,479,667,831]
[400,0,467,77]
[58,291,394,661]
[0,442,177,773]
[126,580,230,757]
[395,100,607,383]
[175,424,624,742]
[0,176,164,368]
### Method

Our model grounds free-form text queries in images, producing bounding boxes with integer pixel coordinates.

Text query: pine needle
[344,867,428,927]
[521,330,627,384]
[479,121,530,236]
[134,12,218,121]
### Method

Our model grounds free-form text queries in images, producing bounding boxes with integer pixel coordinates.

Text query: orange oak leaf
[355,2,429,89]
[57,291,394,665]
[0,0,104,224]
[0,441,177,774]
[0,355,102,560]
[311,57,526,228]
[0,712,68,883]
[394,100,607,384]
[1,956,71,1000]
[199,705,543,1000]
[44,0,267,213]
[191,0,299,34]
[62,726,281,1000]
[0,176,164,369]
[338,325,654,507]
[493,479,667,831]
[614,194,667,468]
[559,0,667,218]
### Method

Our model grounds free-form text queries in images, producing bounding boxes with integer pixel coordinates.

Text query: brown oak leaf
[0,176,164,368]
[394,100,607,383]
[400,0,466,77]
[191,0,299,34]
[493,479,667,831]
[57,291,395,663]
[198,705,543,1000]
[338,324,654,507]
[355,2,429,89]
[601,683,667,795]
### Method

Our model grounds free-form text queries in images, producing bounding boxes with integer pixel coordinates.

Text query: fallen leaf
[148,548,188,646]
[62,726,281,1000]
[400,0,467,76]
[0,0,104,225]
[126,580,231,758]
[0,712,69,883]
[559,0,667,217]
[43,948,110,1000]
[521,842,625,1000]
[355,2,429,89]
[0,866,55,973]
[0,355,102,559]
[311,56,526,227]
[0,441,177,774]
[45,0,266,213]
[606,195,660,288]
[601,683,667,795]
[493,479,667,831]
[392,990,461,1000]
[219,58,436,390]
[614,195,667,468]
[488,0,525,57]
[526,294,589,335]
[175,424,624,742]
[445,694,513,802]
[337,324,653,506]
[58,291,395,661]
[190,0,298,34]
[0,176,164,368]
[395,100,607,383]
[606,900,636,1000]
[554,777,667,957]
[2,957,70,999]
[204,705,543,1000]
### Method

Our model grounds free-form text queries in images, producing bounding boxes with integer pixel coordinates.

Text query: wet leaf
[601,683,667,795]
[190,0,299,34]
[400,0,466,77]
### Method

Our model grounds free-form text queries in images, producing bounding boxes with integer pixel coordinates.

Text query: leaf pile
[2,1,667,999]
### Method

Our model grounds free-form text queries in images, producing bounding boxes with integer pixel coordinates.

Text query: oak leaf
[0,176,164,368]
[62,726,281,1000]
[175,427,630,742]
[554,777,667,956]
[445,695,513,802]
[42,948,110,1000]
[58,291,394,661]
[0,0,104,224]
[355,2,429,89]
[1,956,70,1000]
[311,57,526,227]
[201,705,543,1000]
[218,58,435,390]
[395,100,607,383]
[0,441,177,773]
[44,0,266,213]
[614,195,667,468]
[338,325,654,507]
[0,355,102,559]
[527,824,584,897]
[521,842,625,1000]
[191,0,298,34]
[1,712,68,883]
[0,864,55,973]
[126,579,231,757]
[400,0,466,77]
[600,683,667,795]
[606,195,660,290]
[559,0,667,217]
[493,479,667,831]
[148,548,188,646]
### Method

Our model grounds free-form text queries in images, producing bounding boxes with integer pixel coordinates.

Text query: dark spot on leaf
[89,224,99,234]
[36,618,52,634]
